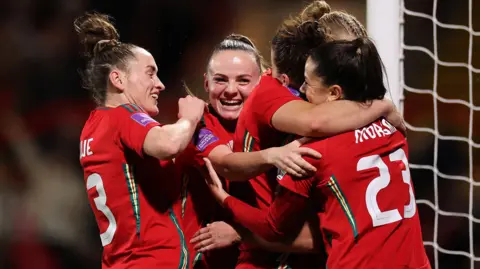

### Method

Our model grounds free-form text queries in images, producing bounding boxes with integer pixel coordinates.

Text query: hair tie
[97,39,118,46]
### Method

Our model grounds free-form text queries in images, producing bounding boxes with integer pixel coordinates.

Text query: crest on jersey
[196,128,219,152]
[131,113,157,127]
[277,168,287,180]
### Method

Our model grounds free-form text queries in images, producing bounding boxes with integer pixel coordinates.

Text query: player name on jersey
[354,119,397,144]
[80,138,94,159]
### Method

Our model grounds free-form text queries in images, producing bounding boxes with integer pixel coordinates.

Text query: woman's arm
[271,99,405,137]
[144,96,205,160]
[204,158,309,241]
[191,220,317,253]
[143,118,199,160]
[207,139,320,181]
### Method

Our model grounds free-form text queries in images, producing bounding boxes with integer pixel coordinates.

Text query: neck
[219,118,237,133]
[209,105,237,133]
[104,92,130,108]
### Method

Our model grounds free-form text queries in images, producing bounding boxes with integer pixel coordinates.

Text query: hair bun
[300,1,331,22]
[74,12,120,58]
[296,21,328,47]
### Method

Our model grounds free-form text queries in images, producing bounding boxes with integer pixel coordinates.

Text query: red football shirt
[175,107,238,269]
[232,74,300,213]
[79,104,189,269]
[224,119,430,269]
[232,75,316,268]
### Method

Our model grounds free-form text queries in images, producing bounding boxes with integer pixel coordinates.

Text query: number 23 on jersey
[357,148,416,227]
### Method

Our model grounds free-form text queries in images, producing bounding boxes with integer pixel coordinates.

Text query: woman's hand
[203,158,230,203]
[381,99,407,135]
[190,221,241,252]
[264,137,322,178]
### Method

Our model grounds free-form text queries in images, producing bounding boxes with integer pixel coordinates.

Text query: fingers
[296,137,313,145]
[191,227,211,243]
[291,156,317,173]
[195,238,215,251]
[203,158,218,179]
[296,147,322,159]
[203,158,223,190]
[281,159,306,178]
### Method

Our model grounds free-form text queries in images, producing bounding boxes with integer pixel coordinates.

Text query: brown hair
[74,12,137,105]
[310,38,386,103]
[207,33,267,73]
[271,0,367,89]
[183,33,266,97]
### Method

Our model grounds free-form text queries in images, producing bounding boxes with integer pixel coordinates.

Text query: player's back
[80,105,188,269]
[309,118,429,269]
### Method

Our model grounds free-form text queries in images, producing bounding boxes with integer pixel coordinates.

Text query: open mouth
[220,99,242,106]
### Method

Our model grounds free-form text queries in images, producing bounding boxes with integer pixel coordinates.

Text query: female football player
[76,12,205,268]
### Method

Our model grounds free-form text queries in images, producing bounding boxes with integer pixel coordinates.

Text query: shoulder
[298,139,330,173]
[113,103,144,114]
[111,104,159,126]
[253,75,285,98]
[201,108,220,129]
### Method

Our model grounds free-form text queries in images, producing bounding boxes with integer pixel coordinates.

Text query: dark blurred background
[0,0,477,268]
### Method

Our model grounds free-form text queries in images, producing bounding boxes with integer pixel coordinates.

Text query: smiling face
[122,47,165,115]
[205,50,261,120]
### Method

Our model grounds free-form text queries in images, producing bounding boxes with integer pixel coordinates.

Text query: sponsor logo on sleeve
[287,87,301,97]
[196,128,219,152]
[131,113,157,127]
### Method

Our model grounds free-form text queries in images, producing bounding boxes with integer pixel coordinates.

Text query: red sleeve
[253,75,300,128]
[223,187,309,242]
[277,143,326,198]
[277,174,316,198]
[114,104,161,157]
[194,127,229,157]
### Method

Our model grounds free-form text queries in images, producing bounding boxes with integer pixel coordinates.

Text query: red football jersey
[232,74,300,213]
[232,75,311,268]
[79,104,189,269]
[278,119,430,269]
[175,107,238,269]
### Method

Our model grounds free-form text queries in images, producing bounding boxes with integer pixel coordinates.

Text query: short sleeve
[277,143,327,198]
[253,75,301,128]
[277,173,316,198]
[114,104,161,157]
[191,127,231,167]
[194,127,228,156]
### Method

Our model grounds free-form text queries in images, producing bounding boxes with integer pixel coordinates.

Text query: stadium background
[0,0,477,268]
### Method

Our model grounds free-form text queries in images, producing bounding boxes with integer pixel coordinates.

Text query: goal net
[367,0,480,268]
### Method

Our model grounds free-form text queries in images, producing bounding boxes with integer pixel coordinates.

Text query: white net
[399,0,480,268]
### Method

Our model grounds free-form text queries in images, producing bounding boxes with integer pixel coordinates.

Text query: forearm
[223,197,286,242]
[222,190,308,242]
[160,118,198,156]
[213,150,272,182]
[306,99,392,137]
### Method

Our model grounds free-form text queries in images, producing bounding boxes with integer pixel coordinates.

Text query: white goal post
[366,0,402,109]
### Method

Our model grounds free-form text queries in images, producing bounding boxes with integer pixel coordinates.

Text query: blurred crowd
[0,0,477,268]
